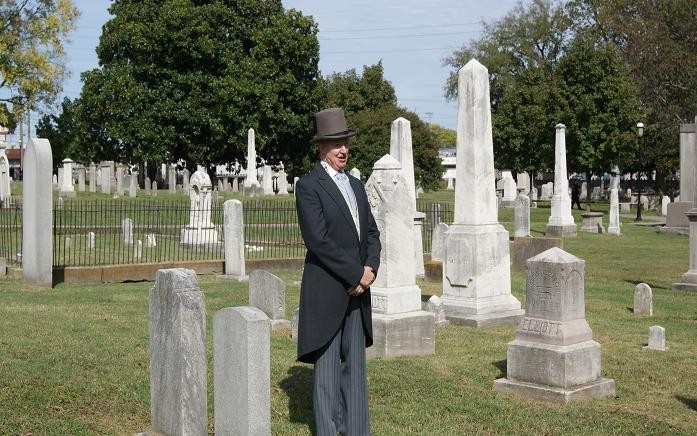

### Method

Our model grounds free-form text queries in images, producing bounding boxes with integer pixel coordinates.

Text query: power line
[319,30,482,41]
[323,46,456,55]
[320,22,481,33]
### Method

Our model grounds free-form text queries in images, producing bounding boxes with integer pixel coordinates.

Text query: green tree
[320,63,441,190]
[430,123,455,148]
[35,97,83,168]
[78,0,320,177]
[0,0,79,123]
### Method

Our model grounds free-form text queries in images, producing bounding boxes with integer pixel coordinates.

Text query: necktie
[335,171,360,236]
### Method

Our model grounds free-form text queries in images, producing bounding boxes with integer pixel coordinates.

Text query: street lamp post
[635,122,645,222]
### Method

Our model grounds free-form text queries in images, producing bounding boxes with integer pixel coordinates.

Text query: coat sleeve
[363,199,381,274]
[295,178,364,287]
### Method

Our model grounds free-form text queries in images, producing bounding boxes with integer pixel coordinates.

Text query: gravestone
[427,295,447,326]
[129,172,137,198]
[591,186,601,201]
[546,124,576,237]
[643,326,666,351]
[134,240,143,259]
[149,269,207,435]
[446,177,454,190]
[168,164,176,194]
[115,164,125,196]
[530,186,538,201]
[672,209,697,291]
[77,166,85,192]
[100,162,112,194]
[365,154,435,357]
[180,169,219,246]
[430,222,449,262]
[349,167,361,180]
[214,306,270,436]
[89,163,97,192]
[0,145,10,203]
[261,165,274,196]
[511,237,563,272]
[243,129,260,189]
[514,192,531,237]
[276,170,289,195]
[441,59,523,327]
[23,138,53,287]
[87,231,95,249]
[661,195,670,216]
[500,170,517,207]
[182,168,190,193]
[60,158,76,197]
[540,182,553,200]
[144,177,151,195]
[633,283,652,315]
[517,171,530,194]
[389,117,426,278]
[222,199,246,280]
[152,181,158,196]
[493,247,616,403]
[146,233,157,248]
[580,212,605,233]
[248,270,289,330]
[608,188,621,235]
[580,182,587,201]
[122,218,133,245]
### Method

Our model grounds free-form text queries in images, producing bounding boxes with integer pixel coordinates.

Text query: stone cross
[23,138,53,287]
[494,247,615,403]
[213,306,271,436]
[149,269,207,435]
[644,326,666,351]
[248,270,289,330]
[442,59,522,327]
[223,199,246,279]
[546,124,576,237]
[514,192,531,237]
[633,283,653,315]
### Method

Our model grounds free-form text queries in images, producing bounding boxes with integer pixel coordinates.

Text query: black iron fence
[0,197,455,268]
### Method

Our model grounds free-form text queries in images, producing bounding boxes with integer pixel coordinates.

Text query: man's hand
[359,266,376,288]
[347,284,364,296]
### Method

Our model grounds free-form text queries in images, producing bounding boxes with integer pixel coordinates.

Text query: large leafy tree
[78,0,321,177]
[320,63,442,190]
[35,97,82,168]
[0,0,79,123]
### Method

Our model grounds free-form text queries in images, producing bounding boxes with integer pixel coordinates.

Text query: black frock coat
[295,162,381,363]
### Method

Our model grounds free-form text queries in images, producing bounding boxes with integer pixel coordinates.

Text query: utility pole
[425,112,433,129]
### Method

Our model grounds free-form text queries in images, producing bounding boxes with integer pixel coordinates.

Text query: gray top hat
[310,108,357,143]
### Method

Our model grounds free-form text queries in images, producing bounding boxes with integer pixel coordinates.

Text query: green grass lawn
[1,192,696,434]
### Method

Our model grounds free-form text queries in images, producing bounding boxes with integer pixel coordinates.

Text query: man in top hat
[295,107,381,435]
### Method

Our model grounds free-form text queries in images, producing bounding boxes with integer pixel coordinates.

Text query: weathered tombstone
[115,164,125,196]
[291,308,299,342]
[530,185,539,201]
[661,195,670,216]
[134,240,143,259]
[87,231,95,249]
[672,209,697,291]
[182,168,190,193]
[149,269,207,435]
[122,218,133,245]
[181,169,219,246]
[633,283,653,315]
[608,188,621,235]
[129,172,137,198]
[144,176,151,195]
[541,182,554,200]
[580,212,605,233]
[60,158,76,197]
[493,247,616,403]
[232,176,239,193]
[546,125,576,237]
[146,233,157,248]
[248,270,290,330]
[77,166,85,192]
[65,236,71,251]
[100,162,112,194]
[243,129,260,189]
[89,163,97,192]
[500,170,517,207]
[643,326,666,351]
[152,180,158,196]
[446,177,454,190]
[276,170,289,195]
[261,165,274,195]
[222,199,246,280]
[429,202,442,224]
[441,59,523,327]
[213,306,271,436]
[389,117,426,278]
[591,186,601,201]
[580,181,588,201]
[0,145,11,203]
[514,192,531,237]
[365,154,435,357]
[430,222,449,262]
[517,171,530,194]
[168,164,176,194]
[427,295,447,326]
[349,167,361,180]
[23,138,53,287]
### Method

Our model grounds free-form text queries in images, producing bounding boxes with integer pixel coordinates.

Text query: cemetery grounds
[0,190,696,434]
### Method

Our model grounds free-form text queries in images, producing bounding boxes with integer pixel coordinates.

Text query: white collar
[320,160,342,179]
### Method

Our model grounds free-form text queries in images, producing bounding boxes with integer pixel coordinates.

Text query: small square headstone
[643,325,666,351]
[248,270,290,330]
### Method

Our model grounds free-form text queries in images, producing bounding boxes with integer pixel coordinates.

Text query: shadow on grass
[626,307,635,313]
[278,365,315,433]
[492,359,507,379]
[421,294,433,303]
[676,395,697,411]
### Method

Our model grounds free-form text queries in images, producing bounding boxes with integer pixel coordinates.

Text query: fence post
[23,138,53,287]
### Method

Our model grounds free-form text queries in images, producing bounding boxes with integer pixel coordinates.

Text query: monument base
[442,307,524,327]
[180,228,220,247]
[216,274,248,282]
[59,190,76,198]
[672,282,697,292]
[367,311,435,359]
[545,224,577,237]
[270,319,291,331]
[493,377,615,404]
[370,285,422,314]
[499,200,515,208]
[442,292,524,327]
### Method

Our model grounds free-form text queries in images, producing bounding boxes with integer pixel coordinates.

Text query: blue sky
[48,0,520,134]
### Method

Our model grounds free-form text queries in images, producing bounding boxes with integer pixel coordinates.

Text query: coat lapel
[315,162,360,241]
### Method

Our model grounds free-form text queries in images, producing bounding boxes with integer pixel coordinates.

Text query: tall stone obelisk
[546,124,577,237]
[389,117,426,278]
[441,59,524,327]
[243,128,260,188]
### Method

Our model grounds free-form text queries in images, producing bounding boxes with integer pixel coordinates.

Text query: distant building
[439,146,456,186]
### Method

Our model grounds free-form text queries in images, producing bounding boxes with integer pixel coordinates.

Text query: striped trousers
[313,297,370,436]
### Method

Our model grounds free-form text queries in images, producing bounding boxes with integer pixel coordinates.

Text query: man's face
[319,139,349,172]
